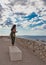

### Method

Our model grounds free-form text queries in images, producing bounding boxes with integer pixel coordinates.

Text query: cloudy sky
[0,0,46,36]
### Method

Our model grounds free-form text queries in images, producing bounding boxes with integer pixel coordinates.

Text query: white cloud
[40,11,46,16]
[31,23,46,30]
[0,26,2,28]
[0,0,10,4]
[12,4,27,13]
[31,26,43,30]
[42,24,46,29]
[0,0,46,36]
[21,20,32,28]
[35,0,44,8]
[42,16,46,20]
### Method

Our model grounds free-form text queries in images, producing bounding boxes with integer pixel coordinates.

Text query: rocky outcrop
[16,38,46,62]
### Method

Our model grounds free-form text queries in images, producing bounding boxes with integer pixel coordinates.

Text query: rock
[42,57,46,62]
[45,46,46,50]
[29,44,33,49]
[40,55,45,59]
[40,52,42,56]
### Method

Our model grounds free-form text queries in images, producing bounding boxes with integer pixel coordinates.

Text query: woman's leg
[12,40,14,46]
[12,39,15,46]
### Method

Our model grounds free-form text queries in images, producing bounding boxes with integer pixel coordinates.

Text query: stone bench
[9,46,22,61]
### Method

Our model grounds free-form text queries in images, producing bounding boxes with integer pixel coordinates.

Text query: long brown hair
[11,25,16,31]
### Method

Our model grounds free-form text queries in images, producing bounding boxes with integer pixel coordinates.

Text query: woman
[10,25,16,46]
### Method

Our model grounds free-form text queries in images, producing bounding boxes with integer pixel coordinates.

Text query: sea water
[17,35,46,42]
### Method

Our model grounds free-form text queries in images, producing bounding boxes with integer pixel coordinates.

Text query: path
[0,38,46,65]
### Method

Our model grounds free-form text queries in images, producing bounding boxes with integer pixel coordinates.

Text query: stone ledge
[9,46,22,61]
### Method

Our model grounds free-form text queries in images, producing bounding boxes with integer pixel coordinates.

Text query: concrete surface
[9,46,22,61]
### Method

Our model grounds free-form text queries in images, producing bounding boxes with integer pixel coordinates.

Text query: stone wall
[16,38,46,62]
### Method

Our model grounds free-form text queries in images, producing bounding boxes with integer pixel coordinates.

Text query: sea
[17,35,46,42]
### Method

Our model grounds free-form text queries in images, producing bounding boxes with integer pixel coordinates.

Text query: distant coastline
[17,35,46,42]
[0,35,46,42]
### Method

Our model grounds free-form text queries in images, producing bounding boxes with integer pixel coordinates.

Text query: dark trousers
[11,38,15,46]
